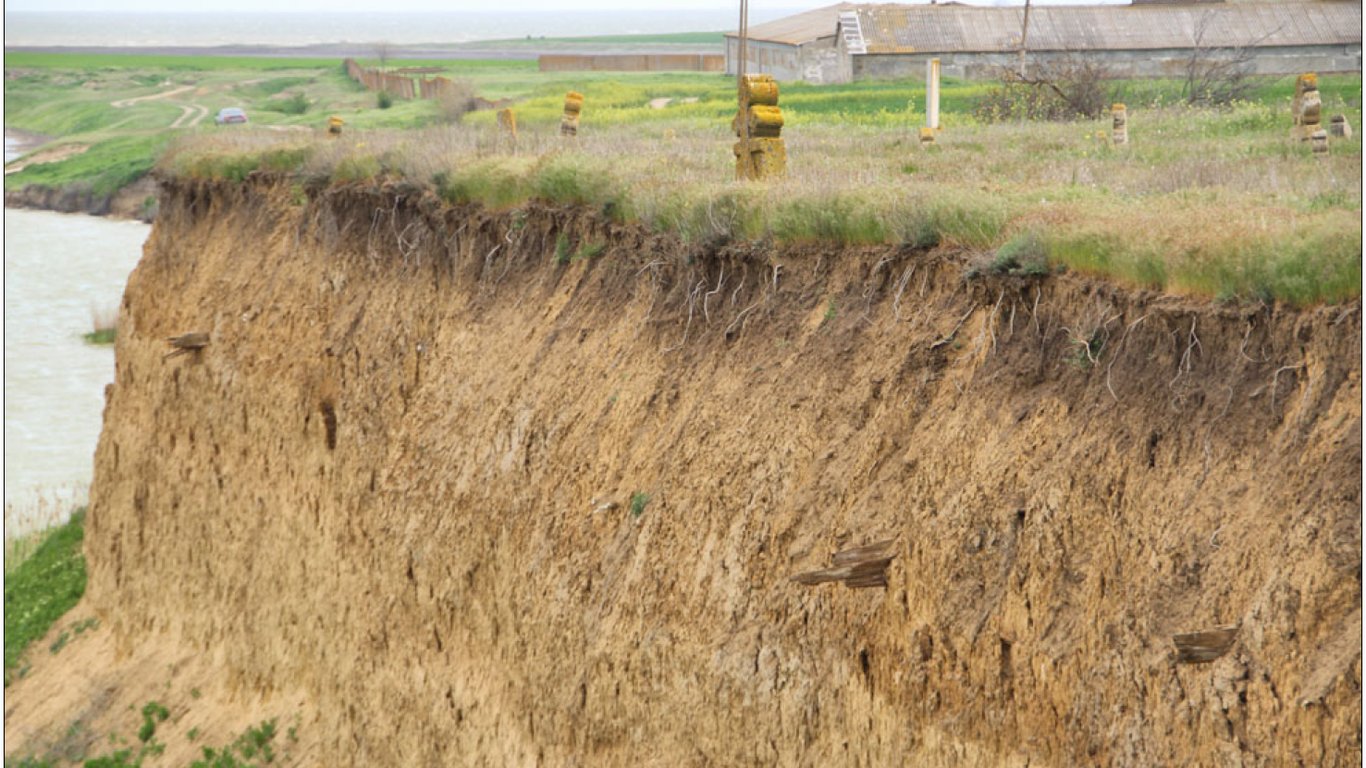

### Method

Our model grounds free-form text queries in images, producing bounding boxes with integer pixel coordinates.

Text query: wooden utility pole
[738,0,750,149]
[1018,0,1032,77]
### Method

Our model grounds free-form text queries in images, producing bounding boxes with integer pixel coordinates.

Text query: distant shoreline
[4,40,723,61]
[4,128,51,159]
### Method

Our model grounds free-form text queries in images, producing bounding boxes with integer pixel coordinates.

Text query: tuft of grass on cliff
[4,509,87,683]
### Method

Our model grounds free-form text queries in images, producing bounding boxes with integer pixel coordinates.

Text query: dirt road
[112,85,213,129]
[170,103,209,129]
[109,84,195,108]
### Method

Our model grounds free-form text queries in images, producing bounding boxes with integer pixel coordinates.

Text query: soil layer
[5,177,159,221]
[6,175,1360,765]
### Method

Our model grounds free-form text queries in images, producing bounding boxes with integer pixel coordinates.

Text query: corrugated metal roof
[852,2,1362,54]
[725,3,855,45]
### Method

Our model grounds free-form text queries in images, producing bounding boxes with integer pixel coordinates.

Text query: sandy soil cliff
[7,175,1361,765]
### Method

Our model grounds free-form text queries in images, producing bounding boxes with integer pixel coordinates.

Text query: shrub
[436,80,477,123]
[84,304,118,345]
[438,158,536,209]
[138,701,169,743]
[630,492,650,518]
[532,156,623,212]
[974,57,1114,121]
[572,241,605,261]
[1182,11,1255,106]
[333,155,382,182]
[278,92,310,115]
[991,232,1049,276]
[190,718,279,768]
[376,91,393,110]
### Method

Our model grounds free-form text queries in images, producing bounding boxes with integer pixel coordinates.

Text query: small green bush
[437,158,535,210]
[571,241,605,261]
[333,155,382,182]
[191,718,279,768]
[376,91,393,110]
[83,328,116,345]
[82,749,137,768]
[278,92,310,115]
[257,147,311,173]
[531,156,625,216]
[991,232,1049,276]
[138,701,170,744]
[630,492,650,518]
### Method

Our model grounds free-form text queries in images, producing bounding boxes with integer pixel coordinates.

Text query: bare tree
[979,51,1113,121]
[375,40,393,73]
[1183,10,1270,106]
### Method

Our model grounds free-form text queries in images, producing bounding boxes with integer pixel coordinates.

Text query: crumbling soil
[5,176,158,221]
[6,175,1360,766]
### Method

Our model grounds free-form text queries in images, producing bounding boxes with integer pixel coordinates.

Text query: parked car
[214,107,248,125]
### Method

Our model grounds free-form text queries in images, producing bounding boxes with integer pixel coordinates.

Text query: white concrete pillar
[926,58,941,131]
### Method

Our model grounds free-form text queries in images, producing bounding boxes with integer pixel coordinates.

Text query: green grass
[6,134,166,196]
[8,704,295,768]
[630,492,650,518]
[7,51,1360,305]
[554,233,572,264]
[191,718,280,768]
[3,52,344,71]
[4,509,87,680]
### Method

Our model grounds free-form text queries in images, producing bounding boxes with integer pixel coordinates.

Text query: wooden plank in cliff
[164,331,210,360]
[791,538,896,589]
[1173,624,1239,664]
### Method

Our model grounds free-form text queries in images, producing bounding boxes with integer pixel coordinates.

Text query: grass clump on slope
[5,509,87,682]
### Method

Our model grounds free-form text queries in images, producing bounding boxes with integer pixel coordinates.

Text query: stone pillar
[1311,129,1329,156]
[1292,73,1321,141]
[733,74,786,180]
[1111,103,1128,146]
[1329,114,1352,139]
[498,108,518,152]
[561,92,583,138]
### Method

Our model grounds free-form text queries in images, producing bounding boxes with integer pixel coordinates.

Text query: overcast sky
[5,0,1103,14]
[9,0,770,11]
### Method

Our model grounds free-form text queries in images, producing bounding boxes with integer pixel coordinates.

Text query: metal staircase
[839,10,867,55]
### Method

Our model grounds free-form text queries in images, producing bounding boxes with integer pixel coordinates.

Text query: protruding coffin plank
[1173,624,1240,664]
[792,539,896,589]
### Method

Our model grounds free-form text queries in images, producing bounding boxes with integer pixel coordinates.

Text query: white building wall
[725,37,849,84]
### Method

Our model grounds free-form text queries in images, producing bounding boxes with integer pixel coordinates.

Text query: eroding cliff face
[5,177,159,221]
[68,176,1362,764]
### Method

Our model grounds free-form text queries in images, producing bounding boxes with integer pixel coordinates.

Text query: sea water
[4,9,801,48]
[4,208,150,535]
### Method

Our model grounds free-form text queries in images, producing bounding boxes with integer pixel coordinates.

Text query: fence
[343,58,418,100]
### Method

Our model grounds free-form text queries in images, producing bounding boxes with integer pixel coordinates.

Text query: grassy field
[5,51,1361,305]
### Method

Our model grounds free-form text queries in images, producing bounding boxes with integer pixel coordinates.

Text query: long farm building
[725,1,1363,83]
